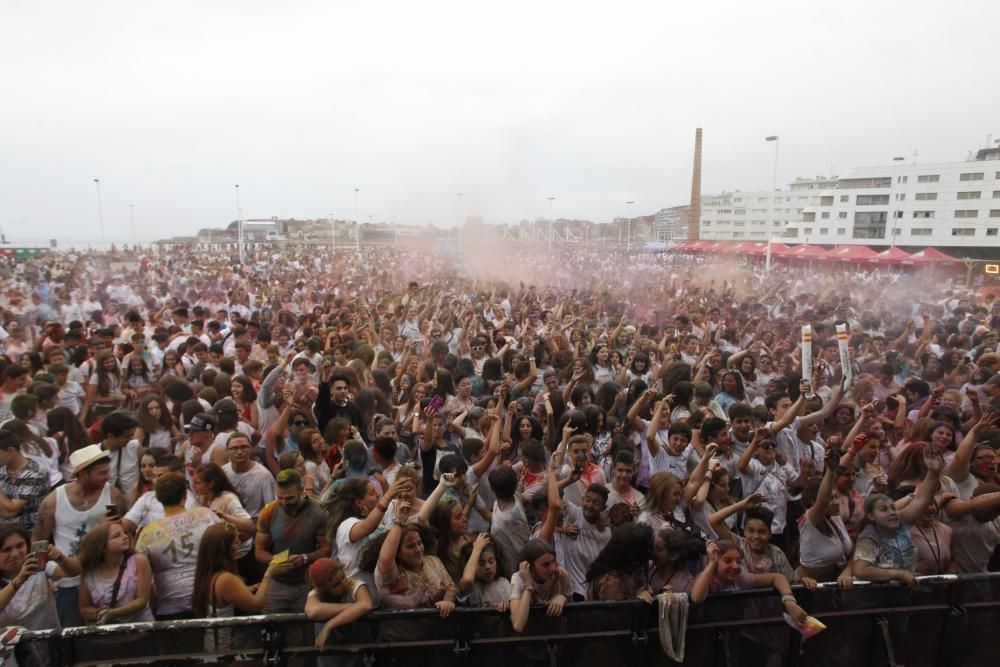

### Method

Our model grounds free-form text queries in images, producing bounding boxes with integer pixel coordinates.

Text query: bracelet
[781,594,796,603]
[376,503,388,513]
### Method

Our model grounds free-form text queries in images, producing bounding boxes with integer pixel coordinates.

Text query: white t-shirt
[738,459,795,534]
[223,462,276,519]
[335,516,386,578]
[108,440,143,496]
[135,507,219,616]
[490,498,532,576]
[125,488,199,533]
[554,502,610,596]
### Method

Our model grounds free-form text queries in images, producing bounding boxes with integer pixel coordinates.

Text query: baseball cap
[184,413,217,432]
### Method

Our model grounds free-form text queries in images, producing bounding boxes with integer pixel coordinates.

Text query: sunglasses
[471,346,484,352]
[292,420,309,427]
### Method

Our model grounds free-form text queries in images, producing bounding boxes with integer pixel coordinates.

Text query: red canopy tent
[669,241,690,252]
[705,242,728,253]
[766,242,794,257]
[867,246,913,265]
[785,244,828,260]
[820,245,878,263]
[904,247,959,265]
[742,242,769,256]
[685,240,711,252]
[721,242,748,254]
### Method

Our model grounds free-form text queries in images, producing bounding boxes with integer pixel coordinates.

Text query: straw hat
[70,445,110,475]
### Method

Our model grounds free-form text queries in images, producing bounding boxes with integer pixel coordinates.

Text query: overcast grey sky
[2,1,998,246]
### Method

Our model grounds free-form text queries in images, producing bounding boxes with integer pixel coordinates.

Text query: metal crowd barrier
[12,573,1000,667]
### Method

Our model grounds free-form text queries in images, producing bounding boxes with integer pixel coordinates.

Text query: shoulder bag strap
[108,554,130,609]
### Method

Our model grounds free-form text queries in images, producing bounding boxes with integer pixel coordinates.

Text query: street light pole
[128,204,136,248]
[234,184,243,264]
[354,188,360,253]
[625,201,635,252]
[547,196,555,251]
[93,179,105,243]
[764,135,779,273]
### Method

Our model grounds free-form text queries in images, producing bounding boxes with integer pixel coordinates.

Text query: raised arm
[946,412,995,484]
[804,455,838,527]
[628,388,657,432]
[709,493,764,541]
[690,541,719,604]
[683,443,718,506]
[799,379,846,427]
[416,473,458,526]
[942,491,1000,520]
[898,450,943,525]
[645,397,669,458]
[737,429,765,474]
[536,453,563,545]
[470,415,501,480]
[768,381,808,433]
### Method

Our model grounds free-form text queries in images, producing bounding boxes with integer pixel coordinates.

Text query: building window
[821,212,830,219]
[803,212,816,222]
[897,176,908,184]
[857,194,890,205]
[913,211,934,218]
[917,175,940,183]
[732,232,745,238]
[957,191,982,200]
[853,211,887,239]
[951,228,976,236]
[915,192,937,201]
[955,210,979,218]
[819,228,828,235]
[991,210,1000,218]
[895,193,906,201]
[837,228,845,235]
[773,221,782,226]
[838,212,847,219]
[840,195,849,203]
[911,228,932,236]
[734,208,746,215]
[838,177,891,189]
[734,198,743,203]
[820,196,834,206]
[988,228,999,237]
[786,228,799,238]
[804,228,812,235]
[960,172,984,181]
[994,191,1000,199]
[733,221,745,227]
[703,221,711,227]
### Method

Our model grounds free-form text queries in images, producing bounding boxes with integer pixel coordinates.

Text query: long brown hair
[192,522,239,617]
[1,419,52,458]
[136,394,173,434]
[95,351,121,397]
[78,521,131,572]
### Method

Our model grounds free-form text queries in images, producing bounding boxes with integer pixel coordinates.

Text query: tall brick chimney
[688,128,702,240]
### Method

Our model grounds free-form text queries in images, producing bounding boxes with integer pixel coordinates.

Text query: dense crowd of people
[0,244,996,661]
